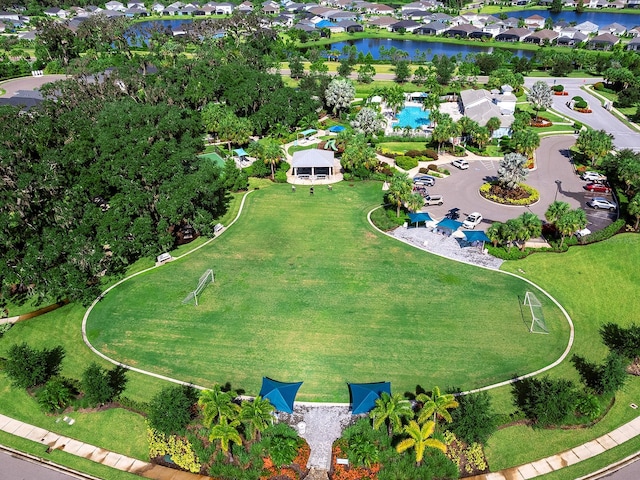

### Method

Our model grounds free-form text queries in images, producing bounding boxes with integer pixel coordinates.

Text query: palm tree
[406,192,425,213]
[382,85,406,114]
[512,128,540,159]
[486,117,501,137]
[255,137,285,181]
[518,212,542,249]
[458,116,479,147]
[370,392,413,437]
[415,386,458,426]
[486,222,504,248]
[396,420,446,466]
[209,417,243,464]
[387,172,413,217]
[239,396,274,443]
[198,385,239,428]
[629,193,640,230]
[503,218,521,252]
[545,201,570,225]
[556,208,587,248]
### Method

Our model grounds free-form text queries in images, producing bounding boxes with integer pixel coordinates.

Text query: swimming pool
[393,106,430,129]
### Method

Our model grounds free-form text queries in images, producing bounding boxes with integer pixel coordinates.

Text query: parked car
[423,195,443,206]
[575,228,592,238]
[413,175,436,186]
[582,171,607,182]
[452,159,469,170]
[462,212,483,229]
[587,197,617,211]
[584,182,611,194]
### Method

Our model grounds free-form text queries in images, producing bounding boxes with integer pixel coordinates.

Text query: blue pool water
[393,106,430,129]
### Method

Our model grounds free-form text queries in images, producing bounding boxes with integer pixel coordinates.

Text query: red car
[584,182,611,193]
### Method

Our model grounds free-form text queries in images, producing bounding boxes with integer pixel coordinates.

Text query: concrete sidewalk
[468,415,640,480]
[0,413,209,480]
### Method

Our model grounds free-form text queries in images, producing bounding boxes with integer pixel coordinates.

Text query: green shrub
[395,155,418,170]
[274,170,288,183]
[552,84,564,92]
[427,163,438,172]
[479,182,539,206]
[573,121,583,131]
[262,423,301,467]
[37,377,76,413]
[574,100,588,109]
[147,427,202,473]
[593,82,604,91]
[511,376,577,427]
[575,391,602,421]
[4,342,65,389]
[572,96,584,102]
[600,322,640,359]
[424,148,438,160]
[571,353,627,395]
[450,390,496,444]
[147,385,199,436]
[82,362,129,406]
[370,206,406,231]
[117,396,150,415]
[580,219,624,244]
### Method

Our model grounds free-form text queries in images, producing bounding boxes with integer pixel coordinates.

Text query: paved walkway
[468,415,640,480]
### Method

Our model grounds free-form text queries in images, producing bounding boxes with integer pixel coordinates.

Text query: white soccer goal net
[524,291,548,334]
[182,269,214,306]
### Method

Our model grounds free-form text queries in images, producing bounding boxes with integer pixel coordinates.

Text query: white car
[575,228,592,238]
[423,195,443,206]
[452,159,469,170]
[462,212,483,229]
[587,197,617,211]
[582,171,607,182]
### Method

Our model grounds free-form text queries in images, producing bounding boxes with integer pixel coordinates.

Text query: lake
[328,38,535,60]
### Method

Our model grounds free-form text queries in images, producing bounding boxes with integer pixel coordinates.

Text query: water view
[393,105,431,129]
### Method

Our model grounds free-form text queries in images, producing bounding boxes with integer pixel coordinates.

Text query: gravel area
[277,404,357,470]
[391,226,504,270]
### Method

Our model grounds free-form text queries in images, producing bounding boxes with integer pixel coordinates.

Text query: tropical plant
[486,116,501,136]
[37,377,74,413]
[515,212,542,249]
[472,126,491,150]
[497,152,528,189]
[576,129,614,167]
[545,200,570,225]
[239,396,275,443]
[512,128,540,159]
[449,390,496,444]
[386,172,414,217]
[340,134,377,176]
[209,417,243,463]
[370,392,413,437]
[248,137,285,180]
[527,81,553,121]
[199,384,240,428]
[351,107,385,137]
[556,208,587,248]
[629,194,640,231]
[325,77,355,116]
[486,222,503,247]
[396,420,446,466]
[406,192,426,213]
[415,386,458,426]
[148,385,199,436]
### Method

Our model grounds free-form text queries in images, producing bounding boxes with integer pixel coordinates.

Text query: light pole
[554,180,562,201]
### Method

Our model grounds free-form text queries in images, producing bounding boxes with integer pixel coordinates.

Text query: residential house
[430,12,451,22]
[238,1,253,12]
[524,14,544,29]
[552,20,570,32]
[502,17,520,29]
[482,20,503,37]
[105,1,126,11]
[366,3,395,14]
[124,6,149,16]
[524,29,559,44]
[598,23,626,36]
[403,10,432,21]
[469,29,492,39]
[43,7,70,18]
[151,3,166,14]
[556,31,587,46]
[415,20,447,35]
[575,21,599,36]
[495,27,531,42]
[628,26,640,37]
[127,1,145,7]
[327,11,358,21]
[85,5,104,15]
[588,32,620,50]
[337,19,363,32]
[558,26,578,38]
[389,19,421,32]
[366,16,397,28]
[459,88,514,138]
[626,36,640,50]
[444,23,481,38]
[262,2,280,14]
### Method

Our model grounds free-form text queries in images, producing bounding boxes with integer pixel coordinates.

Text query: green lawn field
[85,182,570,401]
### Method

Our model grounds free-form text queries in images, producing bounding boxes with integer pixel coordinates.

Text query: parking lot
[410,136,618,233]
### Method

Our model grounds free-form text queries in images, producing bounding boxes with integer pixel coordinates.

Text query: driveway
[418,136,607,231]
[523,77,639,151]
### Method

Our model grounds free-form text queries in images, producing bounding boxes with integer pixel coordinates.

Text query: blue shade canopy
[349,382,391,415]
[328,125,345,133]
[436,218,463,231]
[299,129,317,137]
[463,230,491,243]
[234,148,248,157]
[259,377,303,414]
[408,212,433,225]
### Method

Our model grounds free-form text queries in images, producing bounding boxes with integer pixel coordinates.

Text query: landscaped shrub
[511,376,577,427]
[449,390,496,444]
[3,342,65,389]
[600,322,640,359]
[37,377,76,413]
[580,218,624,244]
[574,100,588,109]
[147,385,199,436]
[427,163,438,172]
[148,427,202,473]
[571,353,628,395]
[573,121,583,131]
[274,170,288,183]
[395,155,418,170]
[424,148,438,160]
[480,182,539,206]
[572,96,584,102]
[593,82,604,91]
[262,423,302,467]
[552,84,564,92]
[82,362,129,406]
[370,206,406,231]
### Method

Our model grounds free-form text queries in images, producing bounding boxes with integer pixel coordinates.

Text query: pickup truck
[423,195,443,206]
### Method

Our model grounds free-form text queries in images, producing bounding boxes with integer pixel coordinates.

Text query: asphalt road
[419,135,613,230]
[0,448,90,480]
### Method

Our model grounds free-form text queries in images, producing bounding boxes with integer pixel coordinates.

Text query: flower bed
[330,445,380,480]
[479,182,539,206]
[262,442,310,480]
[575,108,592,113]
[530,118,552,128]
[554,91,569,96]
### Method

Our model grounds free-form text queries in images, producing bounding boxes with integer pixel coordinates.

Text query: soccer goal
[182,269,214,306]
[524,291,548,334]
